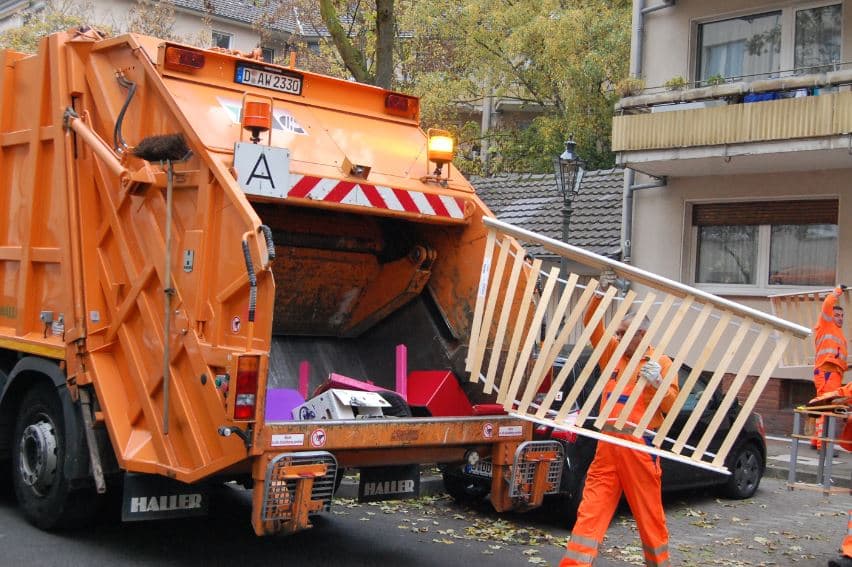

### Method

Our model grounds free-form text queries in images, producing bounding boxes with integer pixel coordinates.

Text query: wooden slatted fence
[466,218,811,475]
[768,289,851,368]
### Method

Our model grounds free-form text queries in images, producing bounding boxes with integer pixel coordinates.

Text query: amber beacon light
[427,128,454,177]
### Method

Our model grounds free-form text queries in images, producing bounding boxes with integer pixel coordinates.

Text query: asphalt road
[0,476,846,566]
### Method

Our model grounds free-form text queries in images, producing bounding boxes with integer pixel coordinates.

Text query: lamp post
[553,137,585,247]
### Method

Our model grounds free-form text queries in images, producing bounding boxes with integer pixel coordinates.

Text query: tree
[0,1,95,52]
[399,0,632,173]
[259,0,396,88]
[126,0,179,40]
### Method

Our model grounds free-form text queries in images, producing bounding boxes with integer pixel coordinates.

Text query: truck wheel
[12,384,94,529]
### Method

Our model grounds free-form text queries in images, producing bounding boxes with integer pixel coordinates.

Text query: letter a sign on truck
[233,142,289,199]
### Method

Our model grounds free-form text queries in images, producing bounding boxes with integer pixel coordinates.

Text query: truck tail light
[384,93,419,120]
[234,355,260,420]
[164,46,206,71]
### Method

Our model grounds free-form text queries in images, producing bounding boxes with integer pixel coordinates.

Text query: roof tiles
[471,169,624,258]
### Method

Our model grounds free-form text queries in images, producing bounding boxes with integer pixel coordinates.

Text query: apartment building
[0,0,305,61]
[614,0,851,432]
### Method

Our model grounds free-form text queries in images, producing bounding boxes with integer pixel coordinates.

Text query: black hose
[242,240,257,322]
[260,225,275,260]
[114,75,137,153]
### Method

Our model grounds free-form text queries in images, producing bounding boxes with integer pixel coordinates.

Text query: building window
[307,40,320,54]
[211,30,232,49]
[696,11,781,82]
[782,379,815,409]
[794,4,842,73]
[261,47,275,63]
[692,200,837,290]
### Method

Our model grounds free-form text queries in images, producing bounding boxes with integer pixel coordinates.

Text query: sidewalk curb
[765,436,852,489]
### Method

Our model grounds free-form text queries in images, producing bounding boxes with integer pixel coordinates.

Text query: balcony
[612,70,852,177]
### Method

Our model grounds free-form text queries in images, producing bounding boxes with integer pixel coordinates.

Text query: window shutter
[693,200,838,226]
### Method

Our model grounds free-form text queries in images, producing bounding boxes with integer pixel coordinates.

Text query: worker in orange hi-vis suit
[807,385,852,567]
[826,509,852,567]
[560,271,679,567]
[812,285,848,449]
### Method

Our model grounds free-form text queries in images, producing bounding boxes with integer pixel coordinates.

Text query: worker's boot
[828,555,852,567]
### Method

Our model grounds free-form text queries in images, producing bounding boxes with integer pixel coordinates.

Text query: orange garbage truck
[0,28,562,535]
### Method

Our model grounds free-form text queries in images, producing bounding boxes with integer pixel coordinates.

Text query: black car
[441,352,767,524]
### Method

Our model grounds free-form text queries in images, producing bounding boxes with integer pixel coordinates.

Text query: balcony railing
[612,69,852,153]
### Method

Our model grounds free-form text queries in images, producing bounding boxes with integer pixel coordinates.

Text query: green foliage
[703,74,725,87]
[664,75,688,90]
[616,77,646,98]
[400,0,631,172]
[0,1,94,52]
[127,0,178,40]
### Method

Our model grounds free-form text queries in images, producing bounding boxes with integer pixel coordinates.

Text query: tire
[380,391,412,418]
[12,384,96,530]
[719,442,763,499]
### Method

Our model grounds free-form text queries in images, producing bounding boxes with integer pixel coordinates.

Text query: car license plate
[465,460,493,478]
[235,65,303,96]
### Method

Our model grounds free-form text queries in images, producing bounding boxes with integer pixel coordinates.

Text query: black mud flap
[358,465,420,502]
[121,473,209,522]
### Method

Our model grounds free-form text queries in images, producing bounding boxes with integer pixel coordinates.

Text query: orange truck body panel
[0,30,546,534]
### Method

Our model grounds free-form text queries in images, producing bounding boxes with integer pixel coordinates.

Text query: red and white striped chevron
[287,174,467,220]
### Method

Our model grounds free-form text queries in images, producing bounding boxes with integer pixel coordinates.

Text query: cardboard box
[292,388,391,421]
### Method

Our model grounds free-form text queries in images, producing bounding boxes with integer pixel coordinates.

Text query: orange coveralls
[809,382,852,561]
[813,287,847,448]
[560,295,679,567]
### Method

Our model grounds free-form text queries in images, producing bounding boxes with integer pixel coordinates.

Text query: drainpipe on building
[621,0,675,263]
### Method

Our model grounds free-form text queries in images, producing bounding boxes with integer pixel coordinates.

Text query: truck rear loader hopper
[0,29,559,535]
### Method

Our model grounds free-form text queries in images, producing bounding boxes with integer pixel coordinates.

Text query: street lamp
[553,137,585,245]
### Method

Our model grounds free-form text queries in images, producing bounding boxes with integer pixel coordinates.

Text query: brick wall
[721,375,816,437]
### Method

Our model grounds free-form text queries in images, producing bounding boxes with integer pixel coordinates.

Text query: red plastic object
[472,403,507,416]
[406,371,473,417]
[312,373,385,397]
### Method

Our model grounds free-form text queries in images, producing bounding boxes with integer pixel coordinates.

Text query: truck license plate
[465,460,493,477]
[235,65,303,96]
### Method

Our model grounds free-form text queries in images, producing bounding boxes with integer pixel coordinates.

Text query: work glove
[807,389,845,407]
[640,360,662,389]
[599,268,618,291]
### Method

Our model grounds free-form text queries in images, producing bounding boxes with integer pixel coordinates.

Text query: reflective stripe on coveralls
[813,287,848,448]
[559,294,678,567]
[814,287,847,372]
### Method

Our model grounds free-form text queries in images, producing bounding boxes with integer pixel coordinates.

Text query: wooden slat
[593,294,671,431]
[484,217,810,339]
[712,334,791,467]
[468,240,511,384]
[694,325,772,459]
[470,218,811,475]
[483,249,525,394]
[502,266,560,411]
[533,283,611,419]
[496,258,542,405]
[466,230,496,375]
[633,302,713,437]
[557,290,637,424]
[615,296,693,429]
[672,318,752,454]
[653,310,733,446]
[517,273,579,414]
[576,293,656,428]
